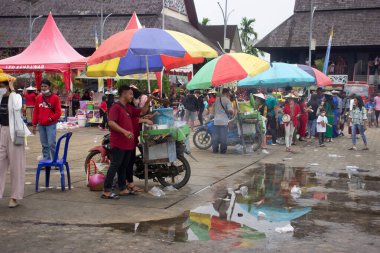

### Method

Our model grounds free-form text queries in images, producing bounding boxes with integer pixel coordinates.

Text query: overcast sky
[194,0,295,39]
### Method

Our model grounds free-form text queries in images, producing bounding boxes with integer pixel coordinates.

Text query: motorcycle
[193,118,262,152]
[85,133,191,189]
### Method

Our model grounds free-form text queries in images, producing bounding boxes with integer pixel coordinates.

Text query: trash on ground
[240,186,249,197]
[328,154,344,158]
[275,224,294,233]
[163,185,178,192]
[149,186,166,197]
[309,163,319,166]
[257,211,266,218]
[291,185,302,199]
[283,158,293,161]
[25,182,32,185]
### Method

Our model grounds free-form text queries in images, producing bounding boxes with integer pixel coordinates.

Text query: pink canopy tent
[0,12,84,90]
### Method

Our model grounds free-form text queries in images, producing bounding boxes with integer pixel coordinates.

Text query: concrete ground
[0,126,379,252]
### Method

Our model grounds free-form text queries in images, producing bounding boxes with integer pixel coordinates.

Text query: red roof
[0,12,83,72]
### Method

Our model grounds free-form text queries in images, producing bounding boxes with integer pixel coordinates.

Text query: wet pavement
[85,163,380,252]
[1,127,380,252]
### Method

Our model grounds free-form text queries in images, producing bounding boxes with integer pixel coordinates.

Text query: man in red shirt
[24,87,37,106]
[24,87,37,125]
[102,85,151,199]
[32,79,61,160]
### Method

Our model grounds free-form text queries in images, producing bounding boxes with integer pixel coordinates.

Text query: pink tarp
[0,12,84,90]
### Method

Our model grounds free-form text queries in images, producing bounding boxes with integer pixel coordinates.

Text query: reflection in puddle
[107,164,380,247]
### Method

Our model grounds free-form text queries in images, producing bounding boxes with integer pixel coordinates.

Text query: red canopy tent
[0,12,84,90]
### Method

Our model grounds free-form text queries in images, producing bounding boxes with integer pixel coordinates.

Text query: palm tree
[201,17,211,26]
[239,17,263,57]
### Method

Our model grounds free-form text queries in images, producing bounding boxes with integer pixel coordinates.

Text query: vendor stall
[0,13,84,91]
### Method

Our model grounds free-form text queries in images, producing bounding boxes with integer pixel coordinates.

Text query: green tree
[201,17,211,26]
[239,17,263,57]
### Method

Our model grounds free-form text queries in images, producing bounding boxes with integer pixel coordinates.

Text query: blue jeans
[38,124,57,160]
[212,125,228,153]
[307,119,317,137]
[351,124,367,146]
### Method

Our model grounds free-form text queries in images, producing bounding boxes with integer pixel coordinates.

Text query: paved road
[0,126,379,252]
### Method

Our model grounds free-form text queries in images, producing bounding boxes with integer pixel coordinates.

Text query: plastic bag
[275,224,294,233]
[163,185,178,192]
[290,185,301,199]
[149,186,166,197]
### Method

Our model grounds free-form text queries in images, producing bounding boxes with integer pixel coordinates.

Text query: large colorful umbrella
[238,62,315,88]
[87,28,217,77]
[295,64,332,86]
[187,53,269,90]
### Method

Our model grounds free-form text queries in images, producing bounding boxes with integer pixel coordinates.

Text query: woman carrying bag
[0,75,31,208]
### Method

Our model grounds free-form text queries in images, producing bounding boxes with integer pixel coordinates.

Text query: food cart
[140,108,191,192]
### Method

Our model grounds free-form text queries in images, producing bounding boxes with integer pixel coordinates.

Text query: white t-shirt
[317,115,328,133]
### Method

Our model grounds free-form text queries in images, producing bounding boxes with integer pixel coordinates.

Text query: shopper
[349,96,369,151]
[183,90,199,129]
[0,79,31,208]
[195,90,205,125]
[316,109,330,147]
[98,96,108,130]
[265,89,278,145]
[307,94,319,138]
[32,79,61,161]
[283,94,300,152]
[323,92,335,142]
[298,95,308,141]
[212,88,233,154]
[374,92,380,127]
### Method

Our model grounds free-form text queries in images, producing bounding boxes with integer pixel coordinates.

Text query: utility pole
[218,0,234,52]
[308,0,317,66]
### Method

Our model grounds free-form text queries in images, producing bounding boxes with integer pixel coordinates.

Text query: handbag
[13,109,25,146]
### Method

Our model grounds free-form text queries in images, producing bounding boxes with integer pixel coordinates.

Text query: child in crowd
[365,98,375,127]
[317,109,331,147]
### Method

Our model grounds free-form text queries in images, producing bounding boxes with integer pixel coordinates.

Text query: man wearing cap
[32,79,62,161]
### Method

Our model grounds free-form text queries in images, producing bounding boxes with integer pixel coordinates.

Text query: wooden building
[0,0,219,58]
[256,0,380,87]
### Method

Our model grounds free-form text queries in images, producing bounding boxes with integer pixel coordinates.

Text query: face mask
[42,89,50,95]
[0,88,7,96]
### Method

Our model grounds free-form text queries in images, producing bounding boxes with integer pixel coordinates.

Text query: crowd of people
[1,73,379,206]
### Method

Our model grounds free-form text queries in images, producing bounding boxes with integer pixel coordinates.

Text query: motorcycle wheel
[157,155,191,189]
[84,150,110,175]
[193,129,212,150]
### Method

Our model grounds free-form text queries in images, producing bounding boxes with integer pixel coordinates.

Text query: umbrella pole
[145,55,151,94]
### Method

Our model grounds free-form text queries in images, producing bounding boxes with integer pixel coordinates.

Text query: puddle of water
[104,163,380,247]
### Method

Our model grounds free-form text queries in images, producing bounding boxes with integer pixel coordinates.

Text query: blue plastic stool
[35,132,73,192]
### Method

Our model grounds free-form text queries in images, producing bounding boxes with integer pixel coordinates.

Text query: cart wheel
[193,129,212,150]
[156,155,191,189]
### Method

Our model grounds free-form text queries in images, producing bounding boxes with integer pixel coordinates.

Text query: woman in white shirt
[0,78,31,208]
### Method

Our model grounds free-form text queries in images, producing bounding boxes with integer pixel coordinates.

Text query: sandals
[128,184,144,193]
[119,189,135,196]
[101,193,120,199]
[348,147,357,150]
[362,147,369,151]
